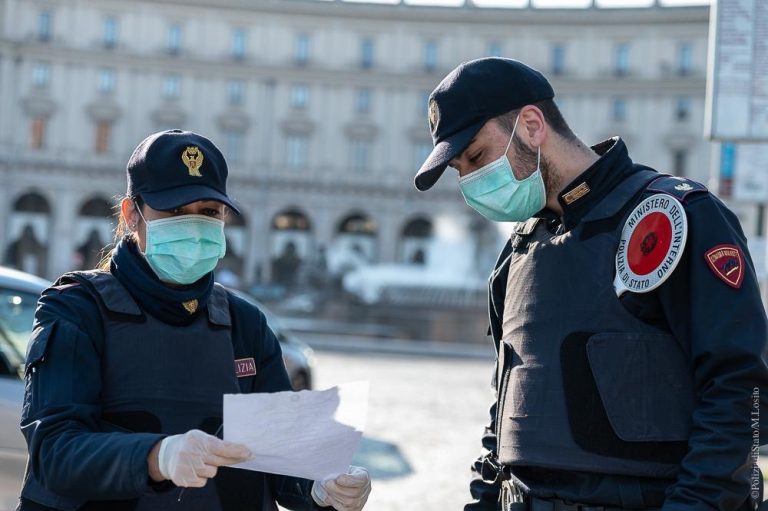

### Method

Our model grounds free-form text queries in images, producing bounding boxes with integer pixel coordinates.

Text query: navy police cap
[414,57,554,192]
[126,129,240,215]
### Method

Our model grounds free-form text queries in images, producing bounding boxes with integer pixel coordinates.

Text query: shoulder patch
[614,194,688,297]
[646,175,708,203]
[704,244,744,289]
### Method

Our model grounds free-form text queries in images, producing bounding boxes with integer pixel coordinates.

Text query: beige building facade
[0,0,715,286]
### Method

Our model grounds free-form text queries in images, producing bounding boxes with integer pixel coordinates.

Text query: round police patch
[614,194,688,296]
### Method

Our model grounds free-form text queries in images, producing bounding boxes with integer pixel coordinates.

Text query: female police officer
[17,130,371,511]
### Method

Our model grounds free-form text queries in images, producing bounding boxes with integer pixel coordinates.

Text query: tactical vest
[497,171,695,479]
[23,271,277,511]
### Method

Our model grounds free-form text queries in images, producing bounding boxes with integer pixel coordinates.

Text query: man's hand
[148,429,252,487]
[311,466,371,511]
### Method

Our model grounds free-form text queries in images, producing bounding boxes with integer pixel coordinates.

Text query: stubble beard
[512,135,561,202]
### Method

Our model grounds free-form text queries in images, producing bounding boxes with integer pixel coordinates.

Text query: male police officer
[414,57,768,511]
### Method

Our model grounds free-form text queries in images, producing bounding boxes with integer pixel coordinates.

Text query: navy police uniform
[18,240,322,511]
[18,128,326,511]
[467,138,768,511]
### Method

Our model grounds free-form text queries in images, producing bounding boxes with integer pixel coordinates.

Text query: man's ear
[519,105,547,148]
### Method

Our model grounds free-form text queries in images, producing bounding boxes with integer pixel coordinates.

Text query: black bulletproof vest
[497,171,695,479]
[69,272,241,511]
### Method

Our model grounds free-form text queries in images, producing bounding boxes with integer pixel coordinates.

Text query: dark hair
[495,98,576,141]
[96,195,144,270]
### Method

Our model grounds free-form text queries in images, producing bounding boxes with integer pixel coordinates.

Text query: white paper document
[223,381,368,481]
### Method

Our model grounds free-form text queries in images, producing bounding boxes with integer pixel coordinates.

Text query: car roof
[0,266,50,295]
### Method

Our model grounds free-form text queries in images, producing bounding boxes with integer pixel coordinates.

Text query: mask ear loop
[133,201,148,228]
[503,114,520,157]
[536,145,541,171]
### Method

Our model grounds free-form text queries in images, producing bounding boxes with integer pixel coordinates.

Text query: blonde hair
[96,196,140,271]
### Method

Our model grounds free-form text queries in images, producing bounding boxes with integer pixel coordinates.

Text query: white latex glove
[158,429,252,488]
[311,466,371,511]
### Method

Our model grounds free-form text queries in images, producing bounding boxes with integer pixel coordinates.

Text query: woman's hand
[311,466,371,511]
[147,429,252,487]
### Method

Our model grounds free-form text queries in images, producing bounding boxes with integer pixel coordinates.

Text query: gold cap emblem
[181,146,203,177]
[428,99,439,133]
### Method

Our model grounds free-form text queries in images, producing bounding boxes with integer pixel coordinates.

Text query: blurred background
[0,0,766,509]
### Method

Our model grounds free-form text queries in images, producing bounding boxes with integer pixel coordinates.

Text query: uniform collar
[554,137,639,230]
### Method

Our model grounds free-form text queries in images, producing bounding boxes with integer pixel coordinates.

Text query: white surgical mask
[458,115,546,222]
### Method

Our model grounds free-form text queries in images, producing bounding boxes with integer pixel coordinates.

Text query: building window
[295,33,310,66]
[350,139,371,172]
[97,68,116,94]
[552,44,566,76]
[488,42,502,57]
[286,135,308,169]
[675,97,691,122]
[614,43,630,77]
[356,88,372,114]
[232,29,246,60]
[424,41,438,72]
[224,131,243,163]
[673,149,687,176]
[37,11,52,42]
[103,17,117,48]
[167,23,182,54]
[678,43,692,76]
[30,117,46,149]
[95,121,111,154]
[32,63,50,88]
[163,75,181,99]
[291,84,309,109]
[611,98,627,122]
[228,79,245,106]
[414,142,433,171]
[360,37,374,69]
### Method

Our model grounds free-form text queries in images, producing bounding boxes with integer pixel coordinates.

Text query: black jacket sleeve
[20,284,164,500]
[655,193,768,511]
[466,241,514,511]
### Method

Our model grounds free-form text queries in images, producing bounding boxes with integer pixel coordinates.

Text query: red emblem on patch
[235,358,257,378]
[704,244,744,289]
[615,194,687,296]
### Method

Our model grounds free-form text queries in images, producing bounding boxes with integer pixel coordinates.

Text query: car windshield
[0,288,39,370]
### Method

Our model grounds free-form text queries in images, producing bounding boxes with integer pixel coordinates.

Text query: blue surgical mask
[458,115,546,222]
[136,207,226,285]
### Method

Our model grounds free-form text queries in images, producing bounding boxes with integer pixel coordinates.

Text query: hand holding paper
[312,466,371,511]
[223,381,369,481]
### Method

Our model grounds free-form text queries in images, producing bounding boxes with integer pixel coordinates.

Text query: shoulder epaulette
[646,175,708,203]
[50,282,80,294]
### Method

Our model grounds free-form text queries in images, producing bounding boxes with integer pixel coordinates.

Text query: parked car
[0,266,49,510]
[0,267,316,509]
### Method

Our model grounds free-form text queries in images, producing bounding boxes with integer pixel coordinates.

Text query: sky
[343,0,709,7]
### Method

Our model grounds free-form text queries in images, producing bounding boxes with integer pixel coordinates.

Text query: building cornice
[85,0,709,26]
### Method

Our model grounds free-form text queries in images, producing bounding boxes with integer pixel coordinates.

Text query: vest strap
[58,271,142,316]
[208,284,232,327]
